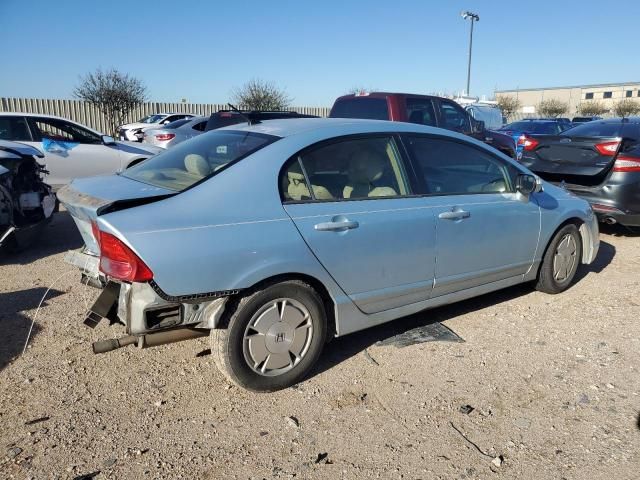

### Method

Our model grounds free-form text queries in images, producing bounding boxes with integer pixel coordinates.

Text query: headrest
[184,154,210,177]
[348,149,385,184]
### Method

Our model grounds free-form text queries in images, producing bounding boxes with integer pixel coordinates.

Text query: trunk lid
[520,135,621,185]
[57,174,174,253]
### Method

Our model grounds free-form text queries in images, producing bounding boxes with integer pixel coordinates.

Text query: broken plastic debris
[376,322,464,348]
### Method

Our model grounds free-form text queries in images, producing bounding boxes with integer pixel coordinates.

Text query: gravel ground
[1,212,639,479]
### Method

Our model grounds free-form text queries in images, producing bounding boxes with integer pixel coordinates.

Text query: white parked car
[0,113,162,189]
[118,113,195,142]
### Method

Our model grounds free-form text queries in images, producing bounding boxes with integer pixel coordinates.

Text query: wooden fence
[0,98,331,134]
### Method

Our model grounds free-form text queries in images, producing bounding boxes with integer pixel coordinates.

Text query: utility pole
[461,11,479,96]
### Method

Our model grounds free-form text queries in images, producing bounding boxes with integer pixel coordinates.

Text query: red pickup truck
[329,92,516,158]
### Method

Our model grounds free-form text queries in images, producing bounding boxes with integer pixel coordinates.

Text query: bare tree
[74,68,147,136]
[576,101,608,117]
[232,79,291,110]
[537,99,569,118]
[613,99,640,118]
[496,95,521,120]
[346,86,377,95]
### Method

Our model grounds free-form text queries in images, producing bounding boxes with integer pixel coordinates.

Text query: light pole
[461,11,479,96]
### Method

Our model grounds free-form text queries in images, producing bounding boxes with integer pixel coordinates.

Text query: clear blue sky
[1,0,639,106]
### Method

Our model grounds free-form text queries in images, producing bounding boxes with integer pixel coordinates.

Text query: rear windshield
[205,113,246,131]
[164,119,191,129]
[123,130,278,191]
[330,98,389,120]
[504,121,560,134]
[561,122,626,137]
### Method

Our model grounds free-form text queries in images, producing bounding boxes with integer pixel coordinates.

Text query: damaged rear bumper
[66,248,229,338]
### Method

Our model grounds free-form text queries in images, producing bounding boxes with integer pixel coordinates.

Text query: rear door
[282,134,436,314]
[401,134,540,296]
[27,117,123,188]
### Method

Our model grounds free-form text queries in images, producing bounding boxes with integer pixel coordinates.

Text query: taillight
[517,135,526,146]
[522,136,539,151]
[93,225,153,282]
[613,155,640,172]
[594,141,620,156]
[155,133,175,141]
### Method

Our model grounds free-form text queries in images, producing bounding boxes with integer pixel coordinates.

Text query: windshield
[561,122,624,137]
[503,121,560,134]
[138,114,167,124]
[123,130,278,191]
[330,98,389,120]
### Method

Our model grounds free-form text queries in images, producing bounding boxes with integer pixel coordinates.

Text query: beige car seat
[287,162,333,201]
[343,149,398,199]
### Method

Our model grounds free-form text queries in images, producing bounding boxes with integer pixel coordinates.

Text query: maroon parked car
[330,92,517,158]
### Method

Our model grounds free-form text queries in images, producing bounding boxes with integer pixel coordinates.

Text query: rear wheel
[211,280,327,392]
[536,224,582,294]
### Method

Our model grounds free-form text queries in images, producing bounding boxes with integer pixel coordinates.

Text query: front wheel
[211,280,327,392]
[536,224,582,294]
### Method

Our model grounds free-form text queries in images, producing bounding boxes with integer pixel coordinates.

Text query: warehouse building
[495,81,640,117]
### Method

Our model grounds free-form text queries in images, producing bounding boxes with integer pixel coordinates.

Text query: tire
[535,224,582,294]
[211,280,327,392]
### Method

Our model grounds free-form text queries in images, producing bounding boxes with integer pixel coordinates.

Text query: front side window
[406,98,436,126]
[439,102,470,132]
[403,135,512,195]
[32,118,100,144]
[124,130,277,191]
[0,116,31,141]
[281,136,410,202]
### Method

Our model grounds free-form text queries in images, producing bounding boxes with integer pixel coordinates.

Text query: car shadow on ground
[310,239,617,381]
[600,223,640,237]
[0,211,82,266]
[0,287,65,371]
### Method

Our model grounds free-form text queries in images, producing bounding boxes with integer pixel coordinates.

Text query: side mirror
[472,119,485,134]
[516,173,543,195]
[102,135,116,145]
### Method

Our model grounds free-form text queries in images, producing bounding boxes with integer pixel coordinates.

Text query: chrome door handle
[314,220,359,232]
[438,210,470,220]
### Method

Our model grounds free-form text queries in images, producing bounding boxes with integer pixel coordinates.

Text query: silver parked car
[118,113,196,142]
[0,113,162,189]
[58,118,599,392]
[142,116,209,149]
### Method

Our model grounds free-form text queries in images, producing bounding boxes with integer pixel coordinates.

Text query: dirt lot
[1,212,639,479]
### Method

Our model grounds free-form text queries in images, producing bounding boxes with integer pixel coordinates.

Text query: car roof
[219,117,470,140]
[334,92,441,101]
[596,117,640,123]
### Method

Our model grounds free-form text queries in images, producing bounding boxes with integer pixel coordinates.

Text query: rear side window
[329,98,390,120]
[406,98,436,126]
[561,122,625,137]
[403,135,513,195]
[124,130,277,191]
[192,121,207,132]
[32,118,101,144]
[0,116,31,141]
[281,136,410,202]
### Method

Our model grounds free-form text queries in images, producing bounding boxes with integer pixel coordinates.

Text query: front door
[282,135,436,314]
[402,134,541,297]
[26,117,123,188]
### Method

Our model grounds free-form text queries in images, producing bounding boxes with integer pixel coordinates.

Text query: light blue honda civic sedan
[58,118,600,391]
